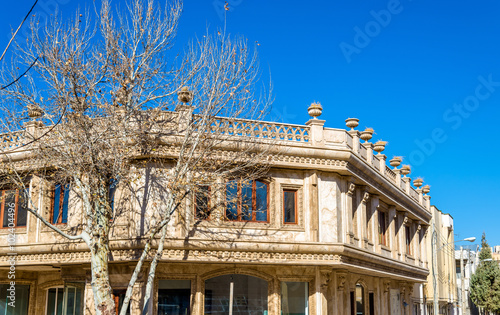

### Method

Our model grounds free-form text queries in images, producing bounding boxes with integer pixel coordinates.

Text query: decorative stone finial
[373,140,387,154]
[177,86,193,104]
[360,128,374,142]
[307,102,322,119]
[422,185,430,194]
[401,164,411,177]
[413,178,423,188]
[27,105,43,119]
[345,118,359,130]
[389,156,402,168]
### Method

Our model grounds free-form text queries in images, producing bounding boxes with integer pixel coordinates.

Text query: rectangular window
[378,211,386,246]
[283,190,297,224]
[405,225,412,255]
[0,284,30,314]
[281,282,308,315]
[0,189,28,228]
[195,185,211,220]
[52,184,70,224]
[158,280,191,315]
[226,180,268,222]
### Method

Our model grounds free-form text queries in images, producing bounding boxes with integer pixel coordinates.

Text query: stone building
[422,207,458,315]
[0,105,436,314]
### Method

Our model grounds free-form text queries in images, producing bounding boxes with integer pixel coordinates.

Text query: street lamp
[432,227,475,315]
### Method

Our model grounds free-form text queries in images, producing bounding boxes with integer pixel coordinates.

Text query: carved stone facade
[0,112,438,314]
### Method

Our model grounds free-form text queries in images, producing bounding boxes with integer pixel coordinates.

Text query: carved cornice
[0,249,343,266]
[0,247,426,281]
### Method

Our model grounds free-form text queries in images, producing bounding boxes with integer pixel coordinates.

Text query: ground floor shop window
[46,283,84,315]
[281,281,308,315]
[158,280,191,315]
[205,274,268,314]
[0,284,29,315]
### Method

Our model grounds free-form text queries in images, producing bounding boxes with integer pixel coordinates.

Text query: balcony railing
[0,110,428,209]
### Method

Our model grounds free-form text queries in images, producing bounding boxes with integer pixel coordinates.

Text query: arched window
[204,274,268,314]
[46,284,84,315]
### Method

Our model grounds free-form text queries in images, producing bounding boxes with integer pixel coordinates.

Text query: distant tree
[470,233,500,313]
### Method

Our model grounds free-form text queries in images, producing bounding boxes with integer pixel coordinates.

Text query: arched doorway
[204,274,268,314]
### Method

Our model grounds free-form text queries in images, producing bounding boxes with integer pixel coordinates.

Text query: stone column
[402,177,411,194]
[309,172,319,242]
[319,268,332,315]
[269,277,280,315]
[345,181,356,245]
[193,275,203,315]
[421,225,429,268]
[369,195,380,250]
[360,190,370,249]
[336,272,348,314]
[398,213,408,261]
[415,223,422,266]
[394,169,402,188]
[84,273,95,315]
[417,188,424,206]
[306,119,326,146]
[176,104,194,132]
[388,206,397,259]
[363,142,373,165]
[349,130,360,154]
[382,279,391,315]
[378,154,387,175]
[424,195,431,211]
[130,281,144,314]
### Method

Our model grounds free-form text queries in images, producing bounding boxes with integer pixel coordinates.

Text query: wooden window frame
[194,185,211,220]
[282,189,297,225]
[226,179,269,223]
[378,211,387,246]
[0,189,28,229]
[50,184,70,225]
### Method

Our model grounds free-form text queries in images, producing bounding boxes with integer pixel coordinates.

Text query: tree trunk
[90,234,115,315]
[142,224,168,315]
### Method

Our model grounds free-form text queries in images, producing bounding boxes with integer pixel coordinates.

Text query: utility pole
[433,224,438,315]
[461,246,465,315]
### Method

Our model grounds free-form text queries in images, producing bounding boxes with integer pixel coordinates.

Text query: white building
[455,247,479,315]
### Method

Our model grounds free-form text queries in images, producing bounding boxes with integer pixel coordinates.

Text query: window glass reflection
[205,274,268,314]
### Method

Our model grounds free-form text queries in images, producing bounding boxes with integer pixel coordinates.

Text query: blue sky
[1,0,499,247]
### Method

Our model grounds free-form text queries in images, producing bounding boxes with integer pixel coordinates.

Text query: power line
[0,56,38,90]
[0,0,39,63]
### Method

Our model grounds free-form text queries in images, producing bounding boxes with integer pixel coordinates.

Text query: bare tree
[0,0,272,314]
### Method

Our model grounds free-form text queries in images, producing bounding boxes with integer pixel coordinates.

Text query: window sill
[0,227,27,234]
